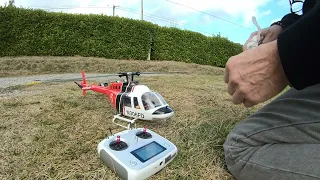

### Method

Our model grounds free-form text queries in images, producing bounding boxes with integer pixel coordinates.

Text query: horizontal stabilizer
[74,82,83,89]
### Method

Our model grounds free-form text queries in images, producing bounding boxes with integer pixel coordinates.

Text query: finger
[243,99,255,108]
[258,35,265,45]
[232,89,245,105]
[224,66,229,83]
[227,81,236,95]
[262,34,271,44]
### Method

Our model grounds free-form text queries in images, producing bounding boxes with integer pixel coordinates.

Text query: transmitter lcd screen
[131,141,166,163]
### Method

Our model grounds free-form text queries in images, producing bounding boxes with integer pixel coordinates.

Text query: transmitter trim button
[130,160,137,166]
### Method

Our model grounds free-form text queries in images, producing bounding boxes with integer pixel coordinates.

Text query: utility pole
[141,0,143,20]
[112,5,119,16]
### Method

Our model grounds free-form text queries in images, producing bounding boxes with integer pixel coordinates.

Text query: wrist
[270,40,289,86]
[270,40,281,63]
[270,21,285,30]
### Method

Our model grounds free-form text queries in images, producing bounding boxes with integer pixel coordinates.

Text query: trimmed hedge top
[0,6,242,67]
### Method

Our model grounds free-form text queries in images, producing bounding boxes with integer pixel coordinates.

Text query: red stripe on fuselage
[109,82,123,109]
[87,82,124,109]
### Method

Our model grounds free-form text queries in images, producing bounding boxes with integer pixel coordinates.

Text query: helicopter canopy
[141,92,168,110]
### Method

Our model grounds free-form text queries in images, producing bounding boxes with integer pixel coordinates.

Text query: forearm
[277,2,320,90]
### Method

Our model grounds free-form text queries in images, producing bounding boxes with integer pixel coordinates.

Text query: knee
[223,125,258,178]
[223,127,246,167]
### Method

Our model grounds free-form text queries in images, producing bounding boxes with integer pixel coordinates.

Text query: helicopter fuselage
[77,71,174,122]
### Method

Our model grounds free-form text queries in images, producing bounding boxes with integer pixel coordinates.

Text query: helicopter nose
[152,106,174,115]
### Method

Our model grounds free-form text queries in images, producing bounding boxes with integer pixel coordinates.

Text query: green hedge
[0,6,242,67]
[0,6,153,60]
[151,27,242,67]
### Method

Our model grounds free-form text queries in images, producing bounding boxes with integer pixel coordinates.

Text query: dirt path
[0,73,166,99]
[0,73,165,88]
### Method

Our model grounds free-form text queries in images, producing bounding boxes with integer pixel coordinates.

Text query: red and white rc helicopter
[74,70,174,129]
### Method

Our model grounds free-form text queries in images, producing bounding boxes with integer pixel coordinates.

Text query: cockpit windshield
[141,92,166,110]
[154,92,168,105]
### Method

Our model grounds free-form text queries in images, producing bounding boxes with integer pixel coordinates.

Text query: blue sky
[1,0,294,44]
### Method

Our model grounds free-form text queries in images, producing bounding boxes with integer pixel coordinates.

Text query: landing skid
[112,114,137,130]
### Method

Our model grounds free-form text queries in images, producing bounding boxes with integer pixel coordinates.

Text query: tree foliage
[0,6,242,67]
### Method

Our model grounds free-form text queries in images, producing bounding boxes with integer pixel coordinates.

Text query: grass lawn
[0,56,269,179]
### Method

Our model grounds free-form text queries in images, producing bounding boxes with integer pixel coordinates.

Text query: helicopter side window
[142,99,149,110]
[123,96,131,107]
[134,97,140,109]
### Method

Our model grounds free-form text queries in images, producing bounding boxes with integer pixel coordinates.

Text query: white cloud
[177,19,187,26]
[158,0,271,25]
[0,0,8,6]
[11,0,271,24]
[250,9,271,25]
[260,10,271,17]
[4,0,274,42]
[66,0,109,15]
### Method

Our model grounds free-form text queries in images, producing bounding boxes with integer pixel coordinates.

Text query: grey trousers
[223,84,320,180]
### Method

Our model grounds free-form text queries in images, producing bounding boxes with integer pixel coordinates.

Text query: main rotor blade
[33,74,121,83]
[138,71,187,74]
[31,71,187,84]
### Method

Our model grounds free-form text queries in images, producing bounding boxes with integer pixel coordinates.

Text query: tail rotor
[74,70,88,96]
[82,70,86,85]
[81,70,87,96]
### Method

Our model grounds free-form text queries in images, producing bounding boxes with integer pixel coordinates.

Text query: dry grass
[0,57,270,180]
[0,56,224,77]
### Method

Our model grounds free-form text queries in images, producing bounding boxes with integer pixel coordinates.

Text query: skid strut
[112,114,137,130]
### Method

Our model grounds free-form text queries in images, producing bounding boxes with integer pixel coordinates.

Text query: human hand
[243,25,283,51]
[224,40,288,107]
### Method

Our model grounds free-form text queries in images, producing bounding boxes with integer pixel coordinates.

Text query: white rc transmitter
[98,127,178,180]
